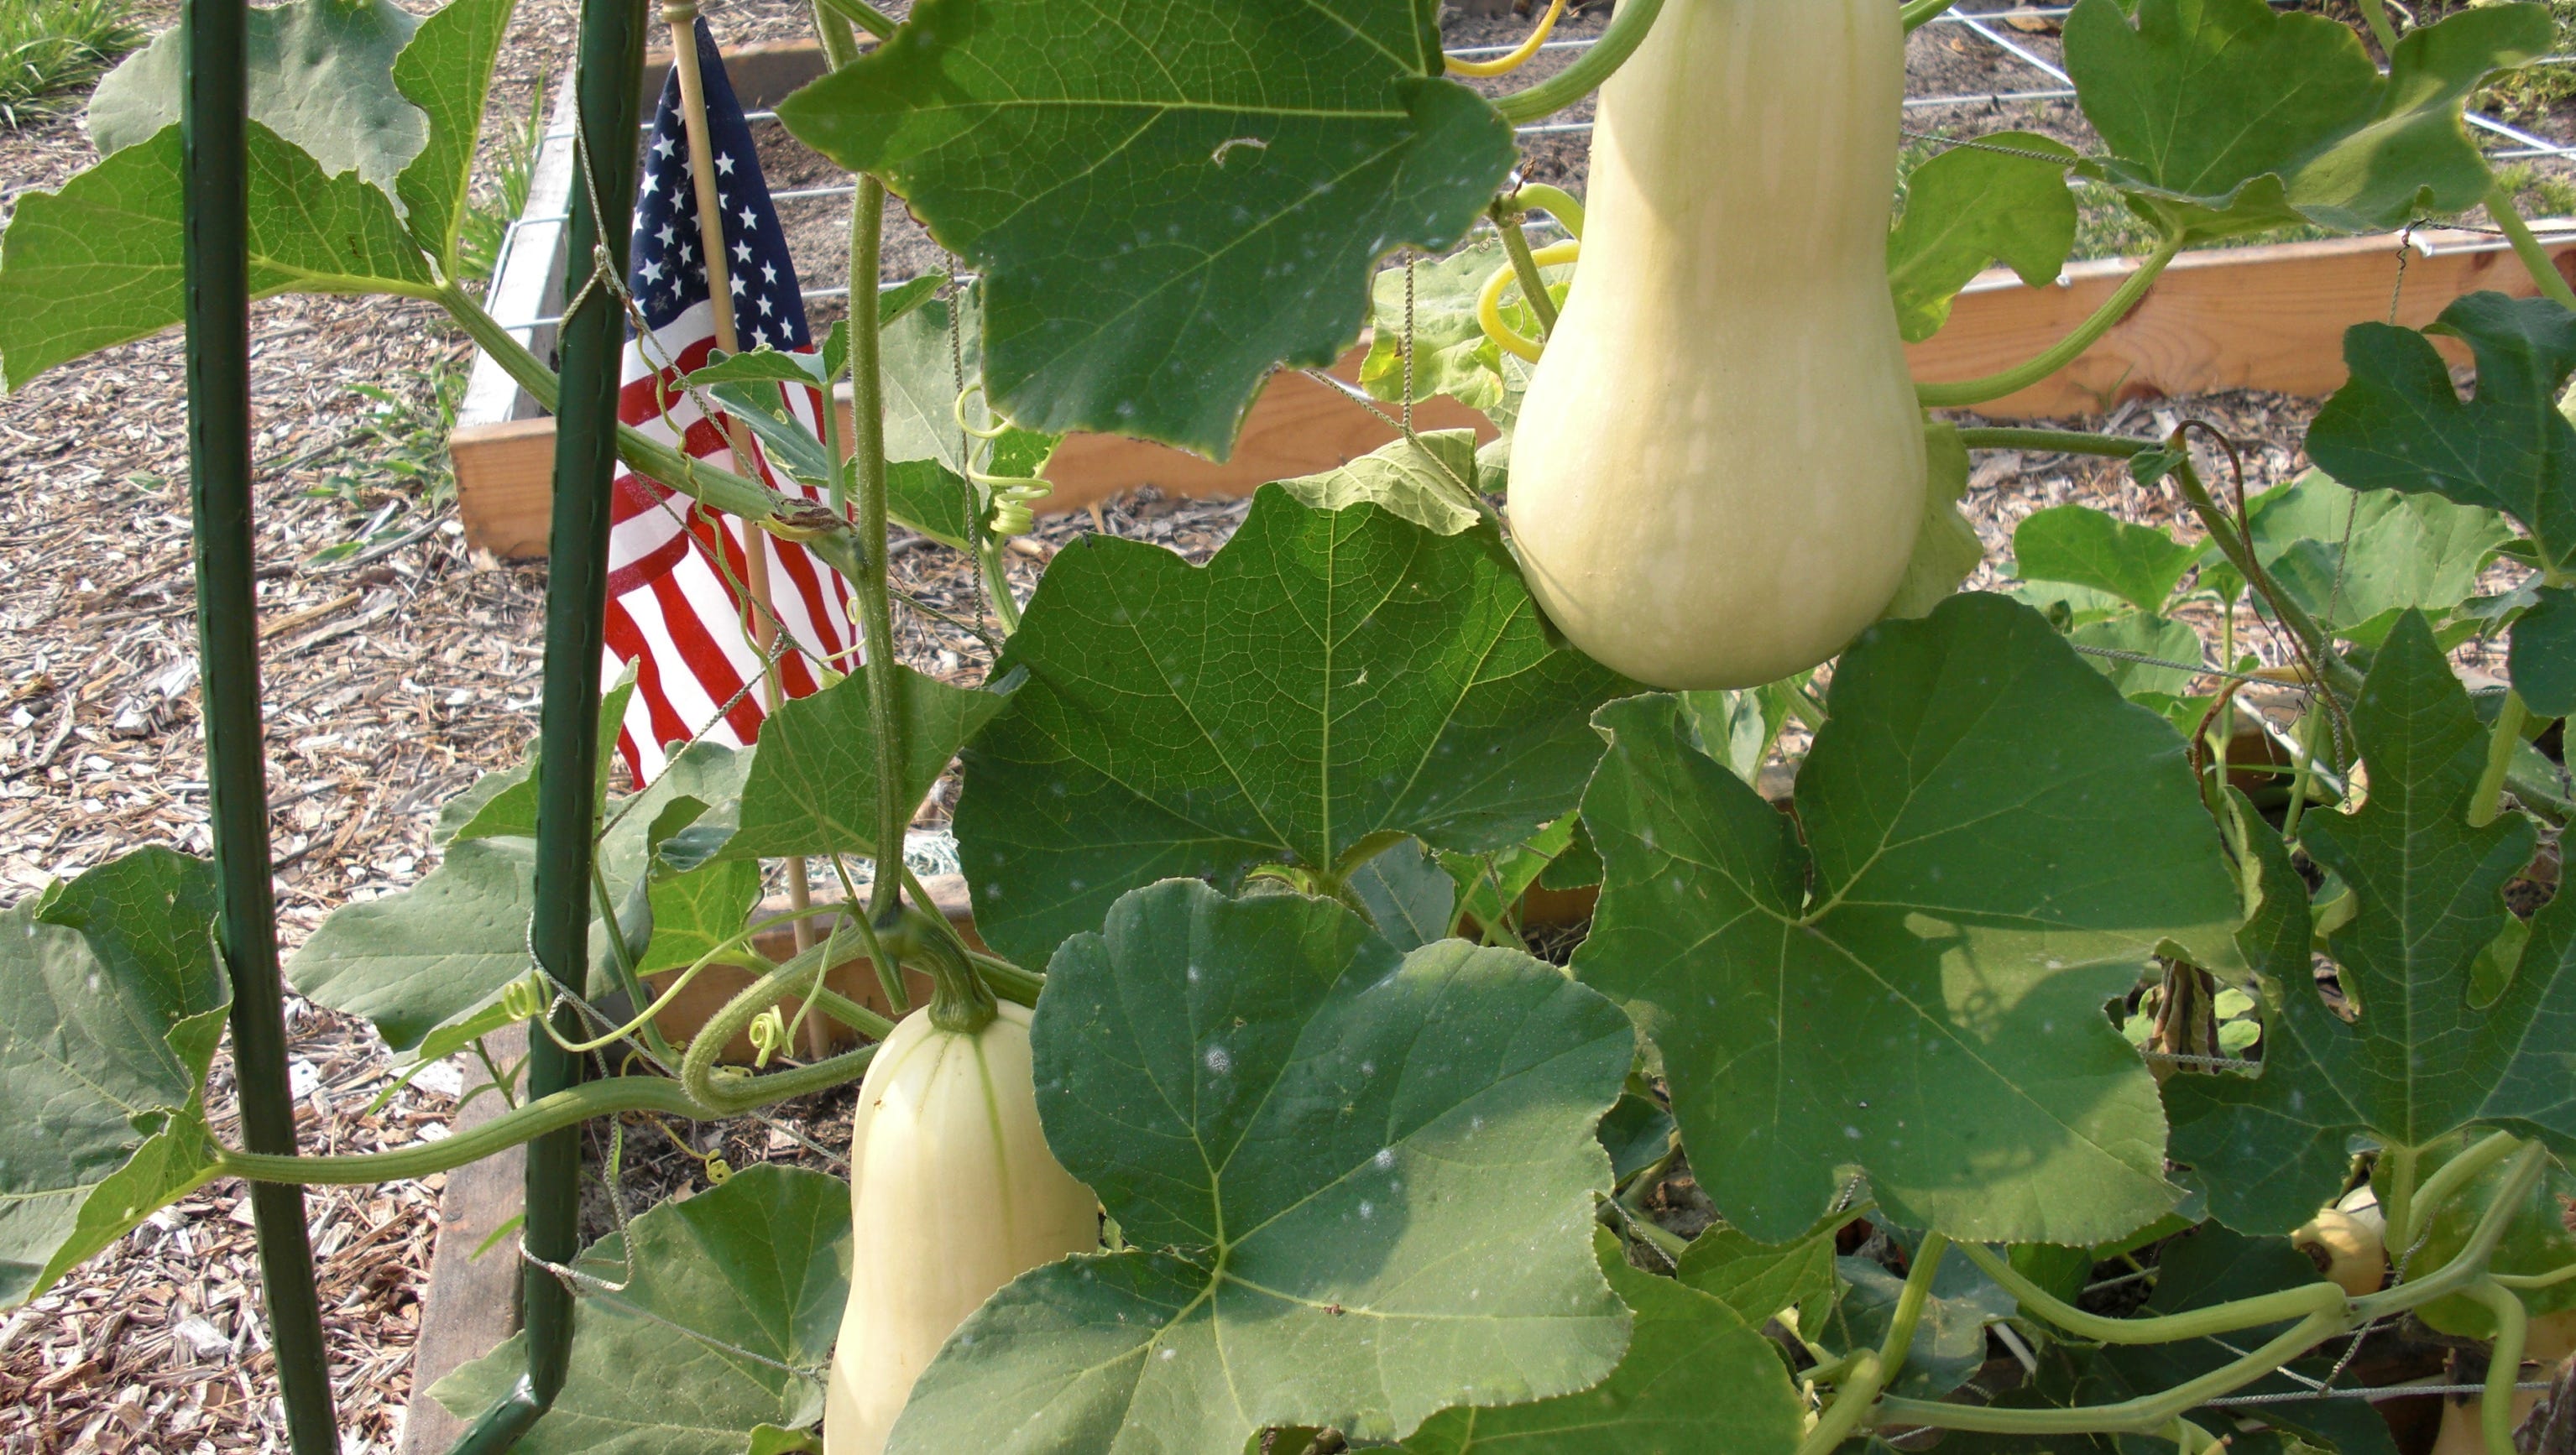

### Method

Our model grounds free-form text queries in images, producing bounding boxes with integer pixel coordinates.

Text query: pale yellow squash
[1506,0,1927,689]
[824,1000,1097,1455]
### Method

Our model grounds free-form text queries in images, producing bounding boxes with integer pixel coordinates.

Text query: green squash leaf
[1360,241,1520,410]
[2308,294,2576,573]
[392,0,519,269]
[2512,585,2576,719]
[294,742,751,1061]
[1888,132,2078,343]
[776,0,1516,457]
[1397,1230,1804,1455]
[88,0,428,197]
[1821,1245,2016,1399]
[955,487,1633,967]
[287,836,538,1063]
[1576,593,2239,1244]
[1881,420,1983,620]
[1674,1217,1842,1330]
[433,1166,849,1454]
[2063,0,2552,240]
[2069,613,2206,698]
[0,123,434,389]
[0,851,228,1307]
[2014,505,2200,615]
[718,664,1015,863]
[1345,837,1457,954]
[2166,613,2576,1232]
[886,880,1636,1453]
[1275,429,1485,537]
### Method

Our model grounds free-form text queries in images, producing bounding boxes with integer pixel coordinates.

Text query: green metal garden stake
[447,0,649,1446]
[180,0,340,1446]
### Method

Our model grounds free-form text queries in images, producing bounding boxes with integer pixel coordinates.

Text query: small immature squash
[824,999,1097,1455]
[1506,0,1927,689]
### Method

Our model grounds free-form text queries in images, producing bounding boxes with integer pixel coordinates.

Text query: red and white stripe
[606,299,856,784]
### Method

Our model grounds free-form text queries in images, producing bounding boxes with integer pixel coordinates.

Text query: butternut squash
[824,999,1097,1455]
[1504,0,1926,689]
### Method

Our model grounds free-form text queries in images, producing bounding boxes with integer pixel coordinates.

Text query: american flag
[606,17,855,785]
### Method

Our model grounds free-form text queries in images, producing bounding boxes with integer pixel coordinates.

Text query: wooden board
[397,1030,530,1455]
[452,347,1494,558]
[449,226,2576,560]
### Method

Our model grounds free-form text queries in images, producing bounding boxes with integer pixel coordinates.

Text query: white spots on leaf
[1204,1045,1231,1076]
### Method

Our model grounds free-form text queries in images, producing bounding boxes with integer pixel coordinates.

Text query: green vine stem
[2465,1280,2531,1455]
[1795,1353,1884,1455]
[903,908,998,1033]
[438,282,870,584]
[843,174,913,924]
[215,1047,876,1186]
[680,926,884,1116]
[589,859,678,1064]
[2354,0,2401,55]
[811,0,897,41]
[2169,456,2367,700]
[2354,1141,2547,1317]
[2490,186,2576,312]
[1956,426,2150,459]
[1901,0,1963,32]
[1916,233,2185,410]
[1957,1241,2348,1344]
[1490,201,1561,336]
[1796,1234,1949,1455]
[1877,1309,2347,1435]
[2403,1131,2525,1249]
[1488,0,1664,123]
[1507,182,1586,238]
[2471,691,2532,827]
[2498,1260,2576,1291]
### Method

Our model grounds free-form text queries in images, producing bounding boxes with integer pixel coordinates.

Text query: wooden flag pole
[661,0,826,1054]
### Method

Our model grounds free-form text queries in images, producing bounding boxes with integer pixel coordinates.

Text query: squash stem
[811,0,896,41]
[2471,691,2530,828]
[2466,1281,2532,1455]
[1507,182,1586,239]
[1488,0,1665,123]
[1915,232,2184,411]
[1491,201,1561,336]
[2354,0,2402,57]
[1900,0,1962,33]
[1955,426,2149,459]
[843,173,913,926]
[2489,185,2576,313]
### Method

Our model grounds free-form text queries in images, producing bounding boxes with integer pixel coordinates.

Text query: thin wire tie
[517,1244,831,1382]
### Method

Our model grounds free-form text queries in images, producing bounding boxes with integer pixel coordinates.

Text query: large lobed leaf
[434,1166,849,1454]
[290,741,756,1062]
[2064,0,2551,240]
[2167,613,2576,1232]
[1888,132,2078,344]
[0,851,229,1307]
[0,123,433,389]
[718,663,1017,862]
[2,0,516,388]
[1397,1230,1803,1455]
[776,0,1516,458]
[885,880,1637,1453]
[954,487,1633,967]
[1576,593,2240,1244]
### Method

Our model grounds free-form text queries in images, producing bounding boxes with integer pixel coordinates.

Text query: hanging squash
[825,947,1097,1455]
[1505,0,1927,689]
